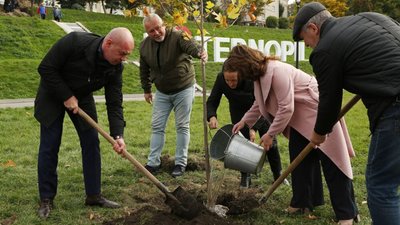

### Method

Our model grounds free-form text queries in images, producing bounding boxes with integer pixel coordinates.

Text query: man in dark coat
[293,2,400,224]
[35,27,134,219]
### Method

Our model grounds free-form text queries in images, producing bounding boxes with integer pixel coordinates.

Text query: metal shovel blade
[165,186,202,220]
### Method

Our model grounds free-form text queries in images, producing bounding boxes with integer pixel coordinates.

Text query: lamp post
[295,0,301,68]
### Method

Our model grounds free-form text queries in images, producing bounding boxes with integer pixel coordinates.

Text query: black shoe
[273,173,290,186]
[38,199,53,219]
[171,165,186,177]
[144,164,160,175]
[85,195,120,208]
[240,173,251,188]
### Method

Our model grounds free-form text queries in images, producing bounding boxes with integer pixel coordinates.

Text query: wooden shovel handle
[259,95,361,203]
[77,108,179,202]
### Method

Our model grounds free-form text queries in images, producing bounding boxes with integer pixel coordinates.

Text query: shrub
[265,16,278,28]
[71,3,84,10]
[278,17,289,29]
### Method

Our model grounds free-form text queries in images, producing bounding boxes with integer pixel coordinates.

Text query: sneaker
[240,172,251,188]
[171,165,186,177]
[144,164,160,175]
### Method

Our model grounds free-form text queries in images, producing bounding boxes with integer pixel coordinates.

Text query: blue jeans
[147,85,195,167]
[366,101,400,225]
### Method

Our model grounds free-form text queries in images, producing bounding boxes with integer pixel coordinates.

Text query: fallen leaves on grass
[1,160,16,168]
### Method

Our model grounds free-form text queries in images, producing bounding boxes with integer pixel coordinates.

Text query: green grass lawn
[0,8,372,225]
[0,93,371,225]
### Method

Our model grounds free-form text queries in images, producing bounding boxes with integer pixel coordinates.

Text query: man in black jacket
[35,27,134,219]
[293,2,400,224]
[206,71,286,188]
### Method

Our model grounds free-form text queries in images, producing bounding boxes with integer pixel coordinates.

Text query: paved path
[0,92,205,109]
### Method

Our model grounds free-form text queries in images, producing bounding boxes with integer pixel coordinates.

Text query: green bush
[265,16,278,28]
[71,3,84,10]
[278,17,289,29]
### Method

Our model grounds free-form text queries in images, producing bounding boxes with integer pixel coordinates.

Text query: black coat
[310,12,400,133]
[206,72,268,135]
[35,32,125,137]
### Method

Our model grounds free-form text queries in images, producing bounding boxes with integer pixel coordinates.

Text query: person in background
[35,27,134,219]
[230,45,358,225]
[37,3,46,20]
[139,13,207,177]
[206,68,287,188]
[53,4,61,22]
[293,2,400,224]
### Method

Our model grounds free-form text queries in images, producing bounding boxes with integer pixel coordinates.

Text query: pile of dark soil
[103,155,263,225]
[103,205,244,225]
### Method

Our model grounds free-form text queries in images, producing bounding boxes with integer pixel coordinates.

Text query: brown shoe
[285,206,311,215]
[38,199,53,219]
[85,195,120,208]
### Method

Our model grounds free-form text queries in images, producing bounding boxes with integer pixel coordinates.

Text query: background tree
[279,2,284,17]
[348,0,400,21]
[105,0,122,14]
[301,0,348,17]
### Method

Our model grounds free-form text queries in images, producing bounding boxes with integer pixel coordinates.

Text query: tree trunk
[101,0,106,13]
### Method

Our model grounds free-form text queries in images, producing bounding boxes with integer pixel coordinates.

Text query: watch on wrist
[114,135,123,140]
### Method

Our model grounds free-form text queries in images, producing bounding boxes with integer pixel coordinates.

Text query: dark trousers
[289,128,358,220]
[38,111,101,200]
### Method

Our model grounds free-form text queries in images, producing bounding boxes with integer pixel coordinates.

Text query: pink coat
[242,60,355,179]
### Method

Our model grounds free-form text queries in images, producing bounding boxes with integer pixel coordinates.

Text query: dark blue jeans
[38,111,101,200]
[367,101,400,225]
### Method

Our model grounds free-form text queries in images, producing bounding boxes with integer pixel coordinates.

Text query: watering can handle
[259,95,361,204]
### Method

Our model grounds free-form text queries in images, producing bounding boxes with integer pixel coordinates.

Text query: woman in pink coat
[229,45,358,224]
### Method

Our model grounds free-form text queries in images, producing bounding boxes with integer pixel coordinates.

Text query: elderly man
[35,27,134,219]
[293,2,400,224]
[139,14,207,177]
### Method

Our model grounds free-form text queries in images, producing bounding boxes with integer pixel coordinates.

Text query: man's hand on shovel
[113,137,127,156]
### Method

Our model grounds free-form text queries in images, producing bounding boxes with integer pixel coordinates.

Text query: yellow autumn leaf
[212,12,223,22]
[193,10,200,18]
[238,0,247,7]
[196,28,209,36]
[2,160,16,168]
[123,10,132,17]
[206,1,214,9]
[143,7,150,17]
[173,11,187,26]
[219,15,228,28]
[227,4,240,19]
[127,0,135,3]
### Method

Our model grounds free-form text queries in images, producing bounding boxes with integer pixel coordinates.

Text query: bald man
[35,27,134,219]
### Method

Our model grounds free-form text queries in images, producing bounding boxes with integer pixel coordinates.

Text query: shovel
[77,108,201,219]
[259,95,361,203]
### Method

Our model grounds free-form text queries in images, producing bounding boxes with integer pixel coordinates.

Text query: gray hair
[302,10,332,31]
[143,13,163,27]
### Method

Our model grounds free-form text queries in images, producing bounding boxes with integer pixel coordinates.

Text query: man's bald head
[102,27,135,65]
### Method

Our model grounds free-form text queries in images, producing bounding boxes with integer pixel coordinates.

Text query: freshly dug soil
[103,204,245,225]
[103,155,263,225]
